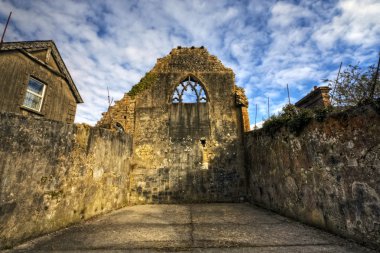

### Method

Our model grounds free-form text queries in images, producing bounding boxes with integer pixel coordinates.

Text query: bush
[372,98,380,114]
[327,64,379,107]
[263,104,300,135]
[282,104,298,120]
[314,107,331,122]
[263,114,287,136]
[288,108,314,134]
[262,104,326,135]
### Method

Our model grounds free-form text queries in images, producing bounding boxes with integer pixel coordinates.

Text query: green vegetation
[326,63,379,107]
[372,98,380,114]
[127,72,158,97]
[262,59,380,136]
[287,108,314,133]
[262,104,328,136]
[313,107,331,122]
[262,98,380,136]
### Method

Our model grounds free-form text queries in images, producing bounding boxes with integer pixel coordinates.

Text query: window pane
[27,79,44,95]
[172,90,180,103]
[181,81,198,103]
[172,77,207,104]
[23,92,42,110]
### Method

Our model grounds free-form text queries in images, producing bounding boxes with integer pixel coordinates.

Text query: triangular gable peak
[125,46,235,99]
[152,46,233,73]
[26,48,60,72]
[1,40,83,103]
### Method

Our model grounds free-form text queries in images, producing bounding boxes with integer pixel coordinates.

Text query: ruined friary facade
[1,45,379,250]
[97,47,250,203]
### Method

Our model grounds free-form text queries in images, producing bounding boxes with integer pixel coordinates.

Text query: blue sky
[1,0,379,127]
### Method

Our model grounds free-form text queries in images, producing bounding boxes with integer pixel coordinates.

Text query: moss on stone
[127,72,158,97]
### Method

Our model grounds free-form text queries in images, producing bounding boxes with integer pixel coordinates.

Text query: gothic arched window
[172,76,207,103]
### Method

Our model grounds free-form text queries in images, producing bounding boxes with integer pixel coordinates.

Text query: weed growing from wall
[314,107,332,122]
[288,109,314,134]
[127,72,158,97]
[263,104,326,136]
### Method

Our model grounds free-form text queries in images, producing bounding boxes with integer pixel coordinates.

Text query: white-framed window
[22,78,46,112]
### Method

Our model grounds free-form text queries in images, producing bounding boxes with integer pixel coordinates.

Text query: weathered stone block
[245,105,380,249]
[0,113,132,248]
[97,47,247,204]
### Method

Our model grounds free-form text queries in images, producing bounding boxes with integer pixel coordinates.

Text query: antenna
[267,97,270,119]
[286,84,291,104]
[0,12,12,50]
[330,62,342,104]
[107,86,113,107]
[254,103,257,129]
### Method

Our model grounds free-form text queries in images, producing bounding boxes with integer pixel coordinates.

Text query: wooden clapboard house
[0,40,82,123]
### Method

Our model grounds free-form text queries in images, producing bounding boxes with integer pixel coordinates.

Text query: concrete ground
[6,203,376,253]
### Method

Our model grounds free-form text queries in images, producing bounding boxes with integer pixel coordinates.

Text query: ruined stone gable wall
[96,94,136,134]
[126,48,247,203]
[0,113,132,249]
[245,105,380,249]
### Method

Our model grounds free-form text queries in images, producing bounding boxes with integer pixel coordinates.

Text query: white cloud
[313,0,380,50]
[0,0,378,126]
[269,2,314,29]
[250,120,264,131]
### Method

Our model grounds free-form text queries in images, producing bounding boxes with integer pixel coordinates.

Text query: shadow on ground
[6,203,376,253]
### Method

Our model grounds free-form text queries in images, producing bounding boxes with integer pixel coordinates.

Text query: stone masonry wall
[0,113,132,249]
[131,48,246,203]
[96,94,136,134]
[98,47,247,204]
[245,105,380,249]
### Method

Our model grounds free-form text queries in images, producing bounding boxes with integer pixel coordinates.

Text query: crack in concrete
[7,204,377,253]
[188,205,195,247]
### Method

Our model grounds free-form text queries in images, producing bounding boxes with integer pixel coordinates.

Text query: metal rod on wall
[107,86,113,107]
[254,103,257,129]
[330,61,342,104]
[287,84,291,104]
[369,52,380,100]
[0,12,12,50]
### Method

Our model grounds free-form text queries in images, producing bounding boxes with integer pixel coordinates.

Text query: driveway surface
[6,203,376,252]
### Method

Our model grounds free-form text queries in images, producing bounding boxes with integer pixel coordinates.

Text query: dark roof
[0,40,83,103]
[295,86,330,107]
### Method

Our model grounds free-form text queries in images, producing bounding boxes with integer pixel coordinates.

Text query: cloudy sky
[1,0,379,127]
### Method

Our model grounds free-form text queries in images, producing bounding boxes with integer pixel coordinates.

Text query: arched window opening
[115,122,125,133]
[172,76,207,103]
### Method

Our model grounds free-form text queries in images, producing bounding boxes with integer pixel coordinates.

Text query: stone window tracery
[172,76,207,103]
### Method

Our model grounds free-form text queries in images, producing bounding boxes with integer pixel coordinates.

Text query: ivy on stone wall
[263,104,320,136]
[262,100,380,136]
[127,72,158,97]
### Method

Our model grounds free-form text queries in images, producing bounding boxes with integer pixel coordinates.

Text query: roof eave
[0,40,83,103]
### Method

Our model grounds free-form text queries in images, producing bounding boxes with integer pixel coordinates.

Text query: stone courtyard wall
[245,105,380,249]
[0,113,132,248]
